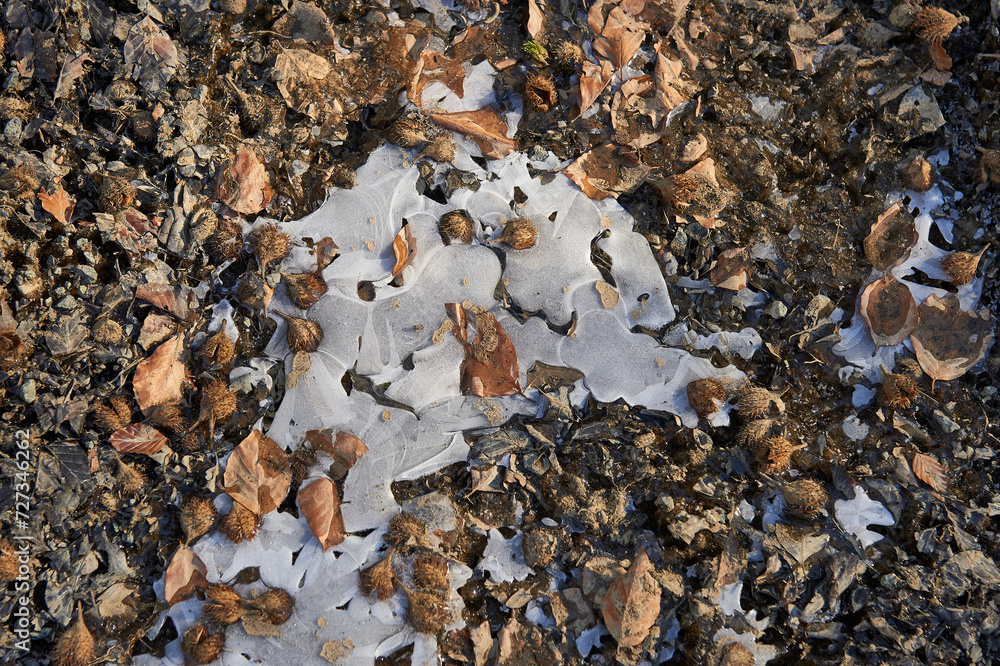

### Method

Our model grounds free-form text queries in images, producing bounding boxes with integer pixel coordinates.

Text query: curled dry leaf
[39,185,75,226]
[910,293,995,388]
[859,275,918,349]
[601,548,661,649]
[164,545,209,605]
[912,451,948,492]
[132,332,187,413]
[430,108,517,160]
[563,144,651,200]
[865,201,918,271]
[710,247,749,291]
[216,147,274,215]
[391,224,417,278]
[110,423,169,456]
[305,429,368,479]
[223,430,292,516]
[297,477,346,551]
[447,303,521,397]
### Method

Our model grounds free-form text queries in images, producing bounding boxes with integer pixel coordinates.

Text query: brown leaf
[224,430,292,516]
[563,144,651,200]
[164,545,208,605]
[928,43,952,72]
[410,50,466,107]
[132,332,187,413]
[430,108,517,160]
[448,303,521,397]
[601,548,661,649]
[306,430,368,479]
[654,39,691,111]
[136,283,198,320]
[865,201,918,271]
[710,247,750,291]
[859,275,918,348]
[123,16,181,92]
[527,0,545,38]
[912,451,948,492]
[579,59,614,115]
[39,185,75,226]
[272,1,336,44]
[589,0,650,70]
[297,478,346,551]
[110,423,169,456]
[391,224,417,278]
[216,147,274,215]
[54,53,91,100]
[910,293,995,387]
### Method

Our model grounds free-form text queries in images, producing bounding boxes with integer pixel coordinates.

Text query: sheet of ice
[421,60,498,112]
[476,529,534,583]
[834,487,895,548]
[842,415,869,441]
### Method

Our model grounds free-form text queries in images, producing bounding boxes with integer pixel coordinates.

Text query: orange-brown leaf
[110,423,169,456]
[710,248,750,291]
[164,545,208,605]
[216,147,274,215]
[928,43,952,72]
[306,429,368,479]
[910,293,995,387]
[859,275,918,348]
[132,333,187,413]
[391,224,417,278]
[410,50,466,107]
[912,451,948,492]
[297,477,346,551]
[448,305,521,397]
[563,144,651,200]
[527,0,545,38]
[39,185,75,226]
[579,59,614,115]
[601,548,661,649]
[865,201,918,271]
[589,0,649,70]
[223,430,292,516]
[136,283,197,320]
[430,108,517,160]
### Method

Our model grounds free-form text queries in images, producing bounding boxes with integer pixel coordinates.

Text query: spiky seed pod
[53,603,95,666]
[131,110,156,142]
[686,378,727,418]
[180,496,218,544]
[497,217,537,250]
[754,436,793,474]
[710,640,756,666]
[881,368,919,409]
[116,457,146,496]
[200,330,235,368]
[903,156,933,192]
[93,315,124,345]
[360,551,397,601]
[739,419,777,446]
[250,224,291,274]
[737,385,784,419]
[281,271,328,310]
[403,587,450,635]
[385,513,432,553]
[522,529,558,568]
[940,247,987,286]
[219,503,260,544]
[272,311,323,353]
[387,115,433,148]
[178,430,203,454]
[182,623,226,665]
[524,73,558,113]
[148,403,183,434]
[207,217,245,261]
[204,583,246,626]
[911,6,960,44]
[200,379,237,423]
[94,395,132,431]
[0,163,39,200]
[288,446,318,483]
[422,134,456,163]
[439,211,474,244]
[247,588,294,625]
[0,539,19,581]
[414,556,450,592]
[551,40,585,69]
[98,174,136,212]
[781,479,829,518]
[979,148,1000,185]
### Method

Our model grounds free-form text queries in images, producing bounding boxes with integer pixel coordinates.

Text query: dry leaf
[123,16,181,92]
[448,303,521,397]
[217,147,274,215]
[601,548,661,649]
[54,53,91,100]
[110,423,169,456]
[527,0,545,38]
[39,185,75,226]
[589,0,650,70]
[710,247,749,291]
[865,201,918,271]
[164,545,208,605]
[654,39,691,112]
[132,332,187,413]
[223,430,292,516]
[910,293,995,387]
[391,224,417,278]
[136,283,198,320]
[912,451,948,492]
[859,275,918,348]
[563,144,651,200]
[297,478,346,551]
[306,429,368,479]
[579,59,614,115]
[430,108,517,160]
[410,50,465,107]
[928,43,952,72]
[272,0,336,44]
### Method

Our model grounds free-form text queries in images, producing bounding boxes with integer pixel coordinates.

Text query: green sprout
[523,40,549,66]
